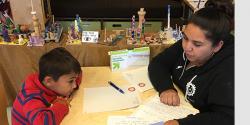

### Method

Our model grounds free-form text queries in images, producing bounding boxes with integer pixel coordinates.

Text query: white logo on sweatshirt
[186,82,196,96]
[185,75,197,102]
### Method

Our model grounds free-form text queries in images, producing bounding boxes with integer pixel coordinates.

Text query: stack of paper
[131,95,199,123]
[107,116,151,125]
[83,86,141,113]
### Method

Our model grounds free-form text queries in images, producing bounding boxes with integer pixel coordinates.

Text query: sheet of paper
[83,86,141,113]
[123,66,153,92]
[131,95,199,123]
[107,116,151,125]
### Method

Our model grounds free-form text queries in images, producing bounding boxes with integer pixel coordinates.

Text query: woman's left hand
[164,120,179,125]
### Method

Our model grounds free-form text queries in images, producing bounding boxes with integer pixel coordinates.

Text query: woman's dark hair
[39,47,81,82]
[188,0,234,46]
[205,0,234,20]
[205,0,234,30]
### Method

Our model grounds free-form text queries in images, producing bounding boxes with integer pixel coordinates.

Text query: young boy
[11,47,82,125]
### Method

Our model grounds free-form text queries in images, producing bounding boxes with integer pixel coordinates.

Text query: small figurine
[167,5,171,29]
[70,24,78,39]
[137,8,146,29]
[131,15,136,41]
[2,26,11,42]
[18,34,24,44]
[103,28,107,42]
[14,24,21,34]
[75,14,82,33]
[27,10,44,46]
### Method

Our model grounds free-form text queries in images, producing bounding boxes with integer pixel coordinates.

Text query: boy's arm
[23,98,69,125]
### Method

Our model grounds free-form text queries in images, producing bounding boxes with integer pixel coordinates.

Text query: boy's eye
[69,80,74,83]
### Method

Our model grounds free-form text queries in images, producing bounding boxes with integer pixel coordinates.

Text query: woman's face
[182,23,223,66]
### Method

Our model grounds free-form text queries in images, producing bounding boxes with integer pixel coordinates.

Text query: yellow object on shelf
[0,39,28,45]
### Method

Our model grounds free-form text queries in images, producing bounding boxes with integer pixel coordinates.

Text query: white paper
[127,48,150,66]
[123,66,153,92]
[83,86,141,113]
[107,116,151,125]
[82,31,99,43]
[131,95,199,123]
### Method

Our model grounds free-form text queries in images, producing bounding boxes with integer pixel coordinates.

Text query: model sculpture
[27,0,44,46]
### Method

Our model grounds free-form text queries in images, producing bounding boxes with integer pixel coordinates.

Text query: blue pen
[108,81,125,94]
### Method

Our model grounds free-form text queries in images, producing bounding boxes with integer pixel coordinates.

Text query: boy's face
[44,72,79,97]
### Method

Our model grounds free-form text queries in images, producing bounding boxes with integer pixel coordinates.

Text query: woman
[148,2,234,125]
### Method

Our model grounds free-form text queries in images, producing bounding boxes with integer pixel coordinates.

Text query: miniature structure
[126,6,183,45]
[44,16,63,43]
[27,1,44,46]
[126,8,147,45]
[138,8,146,30]
[2,26,11,42]
[66,14,82,45]
[100,29,124,46]
[0,8,29,45]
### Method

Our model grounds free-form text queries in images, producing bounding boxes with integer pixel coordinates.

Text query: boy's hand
[160,89,180,106]
[52,96,71,107]
[67,89,77,102]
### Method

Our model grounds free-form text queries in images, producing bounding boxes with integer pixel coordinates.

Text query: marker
[108,81,125,94]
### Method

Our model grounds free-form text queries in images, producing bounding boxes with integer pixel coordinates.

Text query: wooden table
[60,66,196,125]
[60,67,157,125]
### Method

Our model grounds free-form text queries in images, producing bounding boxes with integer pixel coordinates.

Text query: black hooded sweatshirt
[148,35,234,125]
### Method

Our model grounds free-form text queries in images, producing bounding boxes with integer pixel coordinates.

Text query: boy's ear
[43,76,55,87]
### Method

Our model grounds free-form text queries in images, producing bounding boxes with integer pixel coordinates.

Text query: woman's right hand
[160,89,180,106]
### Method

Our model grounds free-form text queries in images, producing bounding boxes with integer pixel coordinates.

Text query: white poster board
[109,47,150,71]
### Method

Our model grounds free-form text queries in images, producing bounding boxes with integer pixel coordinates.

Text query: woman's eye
[194,43,202,47]
[183,35,188,40]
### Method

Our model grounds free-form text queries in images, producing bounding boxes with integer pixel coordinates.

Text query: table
[60,67,156,125]
[0,33,171,106]
[60,67,195,125]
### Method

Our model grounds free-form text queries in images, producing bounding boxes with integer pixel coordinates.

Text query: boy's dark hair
[38,47,81,82]
[188,0,234,46]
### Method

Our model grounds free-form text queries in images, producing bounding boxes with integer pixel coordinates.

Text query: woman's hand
[164,120,179,125]
[160,89,180,106]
